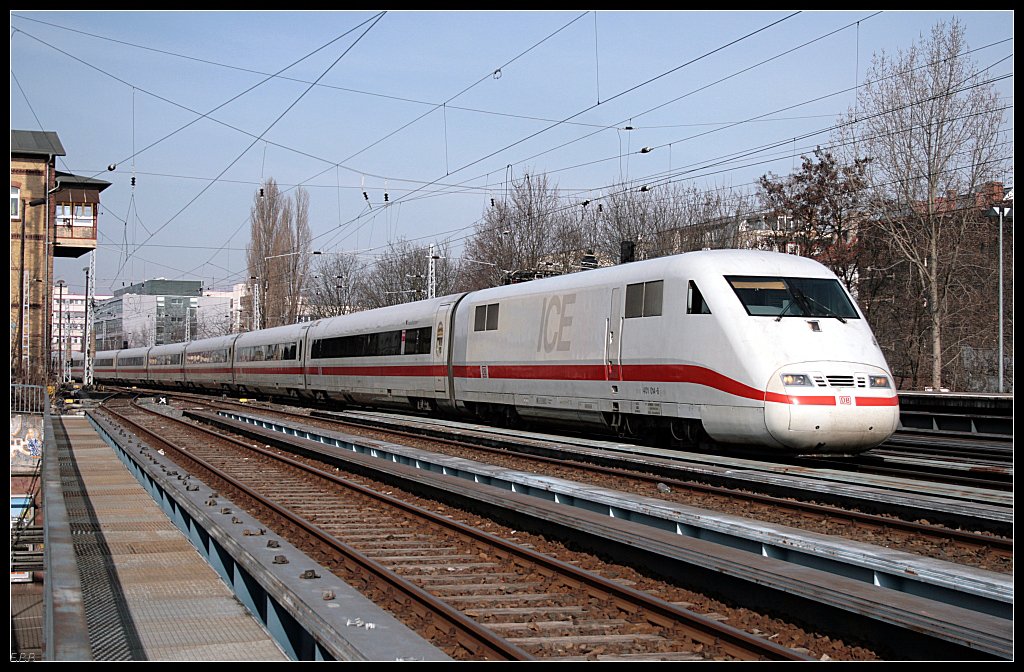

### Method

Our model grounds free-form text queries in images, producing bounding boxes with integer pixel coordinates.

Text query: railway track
[112,389,1013,561]
[89,394,1012,659]
[96,398,812,662]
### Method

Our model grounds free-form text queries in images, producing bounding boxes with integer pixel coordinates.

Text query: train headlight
[869,375,891,388]
[780,373,812,386]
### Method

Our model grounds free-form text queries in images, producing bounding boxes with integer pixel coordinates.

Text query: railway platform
[15,411,447,662]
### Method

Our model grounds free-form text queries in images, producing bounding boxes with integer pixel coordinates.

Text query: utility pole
[249,276,261,330]
[56,280,66,384]
[428,242,436,299]
[83,254,95,386]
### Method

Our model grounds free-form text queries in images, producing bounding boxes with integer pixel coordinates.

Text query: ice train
[92,249,899,453]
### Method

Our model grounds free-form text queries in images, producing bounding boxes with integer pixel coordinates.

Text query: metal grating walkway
[51,416,288,661]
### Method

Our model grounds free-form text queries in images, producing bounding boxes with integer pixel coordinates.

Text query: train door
[433,303,452,395]
[296,325,309,396]
[606,287,622,380]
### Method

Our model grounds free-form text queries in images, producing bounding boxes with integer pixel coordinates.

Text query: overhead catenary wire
[110,11,388,283]
[14,13,1011,297]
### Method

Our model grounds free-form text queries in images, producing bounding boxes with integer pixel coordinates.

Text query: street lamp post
[82,261,94,386]
[56,279,66,383]
[986,204,1012,393]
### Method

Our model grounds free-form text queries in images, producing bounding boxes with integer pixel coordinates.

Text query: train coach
[95,249,900,454]
[449,250,898,452]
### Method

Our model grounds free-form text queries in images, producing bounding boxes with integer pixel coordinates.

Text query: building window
[56,202,94,226]
[11,187,20,219]
[74,204,93,226]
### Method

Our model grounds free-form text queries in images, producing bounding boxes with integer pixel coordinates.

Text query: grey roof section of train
[465,249,839,303]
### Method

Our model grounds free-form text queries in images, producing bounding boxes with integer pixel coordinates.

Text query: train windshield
[725,276,859,320]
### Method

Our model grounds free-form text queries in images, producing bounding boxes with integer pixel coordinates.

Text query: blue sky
[10,10,1014,297]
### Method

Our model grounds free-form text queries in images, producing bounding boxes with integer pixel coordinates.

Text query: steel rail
[100,403,531,661]
[108,399,812,662]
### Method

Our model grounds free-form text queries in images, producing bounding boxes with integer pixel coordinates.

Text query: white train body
[303,297,451,409]
[94,250,899,453]
[183,334,237,392]
[147,342,187,387]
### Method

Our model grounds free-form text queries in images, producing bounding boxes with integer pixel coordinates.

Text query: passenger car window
[625,280,663,318]
[474,303,500,331]
[687,281,711,314]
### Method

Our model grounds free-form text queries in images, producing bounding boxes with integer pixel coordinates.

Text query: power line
[111,11,388,282]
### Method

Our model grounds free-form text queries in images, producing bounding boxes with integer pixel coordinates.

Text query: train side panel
[114,347,151,386]
[451,275,612,427]
[304,295,463,410]
[147,342,187,388]
[184,335,238,392]
[232,323,308,399]
[93,350,119,385]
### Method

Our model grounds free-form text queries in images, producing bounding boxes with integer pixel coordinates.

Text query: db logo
[838,395,852,405]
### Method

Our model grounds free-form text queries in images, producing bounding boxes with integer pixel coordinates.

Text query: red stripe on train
[105,361,897,408]
[855,396,900,407]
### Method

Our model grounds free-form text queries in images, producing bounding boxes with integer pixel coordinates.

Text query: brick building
[11,130,108,384]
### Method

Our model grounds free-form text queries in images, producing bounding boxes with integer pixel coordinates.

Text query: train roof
[184,333,239,351]
[149,342,187,354]
[305,293,466,336]
[115,346,151,360]
[233,321,313,345]
[466,249,838,302]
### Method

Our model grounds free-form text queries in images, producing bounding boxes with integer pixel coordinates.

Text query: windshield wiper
[793,288,847,323]
[774,298,801,321]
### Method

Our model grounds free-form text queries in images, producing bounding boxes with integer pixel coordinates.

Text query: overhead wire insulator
[361,175,372,208]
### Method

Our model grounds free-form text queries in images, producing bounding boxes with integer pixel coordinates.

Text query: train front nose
[763,364,900,453]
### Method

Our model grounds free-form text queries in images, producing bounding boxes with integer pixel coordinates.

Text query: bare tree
[195,315,230,338]
[246,179,312,328]
[649,183,752,254]
[595,182,667,263]
[462,172,570,289]
[288,186,313,320]
[305,252,367,318]
[361,239,461,309]
[841,19,1008,389]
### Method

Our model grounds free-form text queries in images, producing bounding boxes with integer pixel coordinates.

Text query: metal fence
[12,384,49,415]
